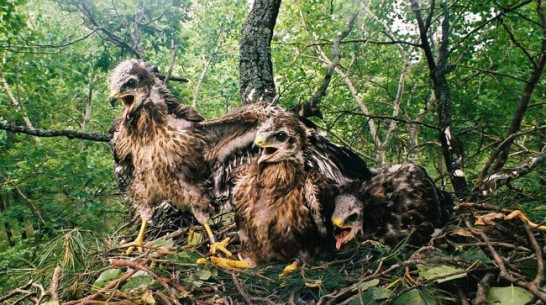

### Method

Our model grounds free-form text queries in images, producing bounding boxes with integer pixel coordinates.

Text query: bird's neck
[125,103,168,139]
[257,159,304,187]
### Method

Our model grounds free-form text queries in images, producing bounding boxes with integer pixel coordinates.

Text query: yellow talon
[124,219,147,255]
[279,260,299,278]
[209,237,233,257]
[196,258,208,264]
[210,257,250,269]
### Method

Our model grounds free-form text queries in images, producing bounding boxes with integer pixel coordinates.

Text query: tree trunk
[410,0,468,198]
[239,0,281,104]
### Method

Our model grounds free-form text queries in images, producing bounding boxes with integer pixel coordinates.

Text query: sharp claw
[123,241,144,255]
[209,237,233,257]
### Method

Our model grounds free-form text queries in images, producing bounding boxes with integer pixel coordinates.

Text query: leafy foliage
[0,0,544,303]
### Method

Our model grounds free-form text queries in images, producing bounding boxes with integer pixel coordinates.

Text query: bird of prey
[332,163,453,249]
[108,59,372,256]
[215,114,340,268]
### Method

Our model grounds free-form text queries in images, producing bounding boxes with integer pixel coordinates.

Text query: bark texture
[239,0,281,104]
[410,0,468,198]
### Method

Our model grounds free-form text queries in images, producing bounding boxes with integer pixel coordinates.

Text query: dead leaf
[475,212,504,226]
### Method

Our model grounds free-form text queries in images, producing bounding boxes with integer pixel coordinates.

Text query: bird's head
[331,194,363,250]
[109,59,157,124]
[254,115,306,165]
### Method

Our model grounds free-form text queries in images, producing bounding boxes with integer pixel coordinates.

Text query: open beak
[255,136,278,164]
[110,91,137,121]
[332,217,355,250]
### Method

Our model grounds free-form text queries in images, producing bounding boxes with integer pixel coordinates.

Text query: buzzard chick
[221,114,338,268]
[332,163,453,249]
[109,59,227,255]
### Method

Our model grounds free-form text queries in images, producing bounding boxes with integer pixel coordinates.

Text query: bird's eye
[275,132,287,142]
[347,212,359,223]
[126,78,137,89]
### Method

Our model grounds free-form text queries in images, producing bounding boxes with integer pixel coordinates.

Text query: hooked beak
[254,136,278,164]
[110,91,138,121]
[332,217,355,250]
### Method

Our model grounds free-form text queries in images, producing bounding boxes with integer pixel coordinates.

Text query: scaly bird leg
[197,257,251,269]
[203,223,233,257]
[123,219,147,255]
[279,260,299,278]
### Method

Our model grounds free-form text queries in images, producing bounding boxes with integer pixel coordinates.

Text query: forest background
[0,0,544,303]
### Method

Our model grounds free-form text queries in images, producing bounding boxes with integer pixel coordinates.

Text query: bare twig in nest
[154,290,173,305]
[37,266,62,304]
[505,210,546,231]
[110,259,187,305]
[472,273,495,305]
[0,281,35,303]
[62,267,140,305]
[480,230,546,302]
[457,288,470,305]
[455,202,513,213]
[232,273,252,305]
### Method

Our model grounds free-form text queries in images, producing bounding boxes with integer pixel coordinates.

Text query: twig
[457,287,470,305]
[232,273,252,305]
[305,13,358,114]
[109,259,187,305]
[48,266,62,302]
[154,291,173,305]
[0,281,34,302]
[164,44,179,85]
[0,122,111,142]
[62,266,140,305]
[472,273,495,305]
[480,231,546,302]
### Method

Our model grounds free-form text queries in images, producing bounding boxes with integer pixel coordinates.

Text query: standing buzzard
[226,114,339,268]
[109,60,227,254]
[108,59,372,256]
[332,163,453,249]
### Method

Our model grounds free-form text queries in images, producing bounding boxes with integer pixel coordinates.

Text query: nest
[1,202,545,305]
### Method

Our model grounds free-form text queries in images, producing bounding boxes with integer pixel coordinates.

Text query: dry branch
[0,122,111,142]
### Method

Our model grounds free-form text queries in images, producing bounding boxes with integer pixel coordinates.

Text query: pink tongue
[336,237,343,250]
[335,231,350,250]
[123,105,130,120]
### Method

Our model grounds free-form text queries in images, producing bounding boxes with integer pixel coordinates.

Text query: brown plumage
[109,59,220,253]
[233,115,338,266]
[108,59,372,254]
[332,163,453,249]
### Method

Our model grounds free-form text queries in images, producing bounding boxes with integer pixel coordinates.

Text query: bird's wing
[196,103,373,206]
[299,116,372,184]
[196,104,284,205]
[303,172,338,236]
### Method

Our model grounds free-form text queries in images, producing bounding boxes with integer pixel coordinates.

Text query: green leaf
[93,268,123,289]
[356,279,380,291]
[196,268,212,280]
[487,286,533,305]
[357,286,391,305]
[419,264,467,283]
[151,237,174,248]
[187,232,202,245]
[393,289,437,305]
[121,274,154,291]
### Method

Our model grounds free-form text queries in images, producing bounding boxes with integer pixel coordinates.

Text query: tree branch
[303,13,357,116]
[0,122,111,142]
[489,0,546,173]
[480,148,546,195]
